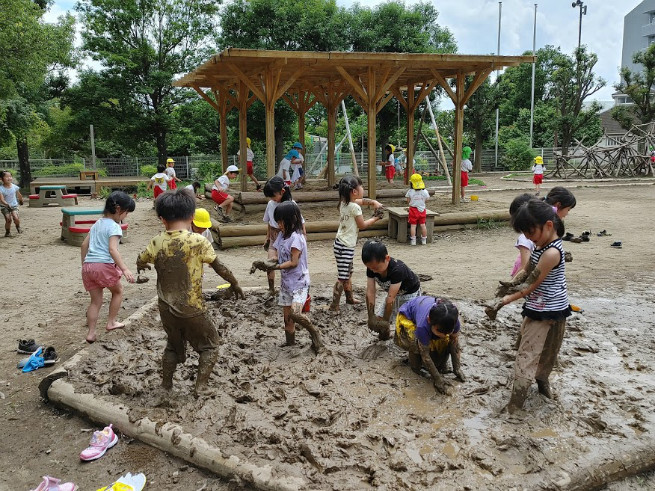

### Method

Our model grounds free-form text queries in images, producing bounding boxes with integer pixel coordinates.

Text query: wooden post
[218,90,229,175]
[367,67,377,199]
[264,88,276,180]
[406,85,415,182]
[327,100,337,188]
[238,81,249,192]
[452,73,465,204]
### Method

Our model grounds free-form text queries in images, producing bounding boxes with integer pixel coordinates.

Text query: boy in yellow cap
[191,207,216,248]
[532,155,545,196]
[165,158,181,190]
[406,173,431,245]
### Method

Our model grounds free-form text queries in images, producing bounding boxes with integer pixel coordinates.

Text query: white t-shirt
[263,199,305,228]
[386,154,396,168]
[0,183,20,207]
[201,228,214,245]
[237,148,255,161]
[165,167,176,179]
[277,159,291,180]
[405,189,430,213]
[335,201,362,248]
[84,218,123,264]
[532,164,544,175]
[150,172,171,191]
[460,159,473,172]
[212,175,230,192]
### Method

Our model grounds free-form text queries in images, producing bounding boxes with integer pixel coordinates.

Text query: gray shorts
[1,205,18,218]
[278,286,309,309]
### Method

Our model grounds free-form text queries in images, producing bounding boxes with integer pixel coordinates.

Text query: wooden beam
[192,86,220,113]
[336,66,368,107]
[452,73,465,204]
[462,68,493,106]
[238,81,249,192]
[264,72,276,179]
[406,84,415,184]
[376,92,395,114]
[367,66,377,199]
[275,67,306,101]
[374,66,406,103]
[391,86,409,111]
[225,62,265,102]
[430,69,456,103]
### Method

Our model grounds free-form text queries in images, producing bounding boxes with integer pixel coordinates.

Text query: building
[621,0,655,81]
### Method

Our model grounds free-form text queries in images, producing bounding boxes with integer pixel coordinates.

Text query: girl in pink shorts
[81,191,136,343]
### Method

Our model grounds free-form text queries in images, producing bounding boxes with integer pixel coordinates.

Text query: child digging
[395,296,465,394]
[136,190,244,396]
[362,240,421,340]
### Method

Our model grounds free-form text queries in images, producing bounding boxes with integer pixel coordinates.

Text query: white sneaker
[410,237,416,246]
[421,237,427,245]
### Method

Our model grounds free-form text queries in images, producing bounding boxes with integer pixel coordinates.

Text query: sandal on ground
[597,230,611,236]
[610,241,622,248]
[30,475,76,491]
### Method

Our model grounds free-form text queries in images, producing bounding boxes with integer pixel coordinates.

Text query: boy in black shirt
[362,240,421,340]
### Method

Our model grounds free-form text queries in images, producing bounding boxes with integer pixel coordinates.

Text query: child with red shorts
[238,137,262,191]
[405,173,431,245]
[383,144,396,183]
[532,155,545,196]
[211,165,239,222]
[460,146,473,201]
[148,164,172,200]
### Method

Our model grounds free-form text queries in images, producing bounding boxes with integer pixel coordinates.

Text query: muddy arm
[486,266,541,320]
[449,334,465,382]
[210,258,244,299]
[416,341,448,394]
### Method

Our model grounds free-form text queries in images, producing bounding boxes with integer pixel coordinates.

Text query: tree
[76,0,220,166]
[612,43,655,129]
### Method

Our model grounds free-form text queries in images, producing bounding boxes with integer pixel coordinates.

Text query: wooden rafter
[225,62,265,102]
[430,69,456,103]
[462,68,493,106]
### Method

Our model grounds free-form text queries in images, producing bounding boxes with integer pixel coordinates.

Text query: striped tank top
[523,238,570,319]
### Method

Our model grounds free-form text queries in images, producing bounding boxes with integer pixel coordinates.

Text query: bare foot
[106,322,125,331]
[85,335,96,344]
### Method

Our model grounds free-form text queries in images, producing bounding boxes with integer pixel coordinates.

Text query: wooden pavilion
[174,48,534,202]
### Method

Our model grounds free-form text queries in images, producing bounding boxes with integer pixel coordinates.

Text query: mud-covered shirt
[398,296,460,346]
[137,230,216,317]
[273,230,309,292]
[366,258,420,295]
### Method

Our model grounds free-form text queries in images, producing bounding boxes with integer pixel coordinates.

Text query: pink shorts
[82,262,122,291]
[211,189,229,204]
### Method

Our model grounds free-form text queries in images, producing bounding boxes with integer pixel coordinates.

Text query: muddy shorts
[278,286,309,309]
[515,316,566,380]
[374,289,421,320]
[82,262,123,291]
[158,300,219,363]
[1,205,18,218]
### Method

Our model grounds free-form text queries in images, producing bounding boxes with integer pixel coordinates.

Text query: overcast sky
[46,0,645,103]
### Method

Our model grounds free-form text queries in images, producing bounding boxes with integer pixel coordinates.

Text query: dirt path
[1,174,654,489]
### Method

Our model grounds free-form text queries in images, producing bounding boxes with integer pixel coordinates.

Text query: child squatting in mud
[395,296,465,394]
[136,190,244,396]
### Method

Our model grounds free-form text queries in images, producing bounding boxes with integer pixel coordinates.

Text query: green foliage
[97,186,111,199]
[136,181,150,198]
[477,218,500,230]
[195,161,222,181]
[139,165,158,177]
[35,162,84,177]
[501,138,535,171]
[613,43,655,128]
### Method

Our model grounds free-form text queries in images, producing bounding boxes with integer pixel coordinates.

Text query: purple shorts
[82,262,123,291]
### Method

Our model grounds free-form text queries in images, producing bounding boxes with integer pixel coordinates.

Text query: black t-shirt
[366,258,420,295]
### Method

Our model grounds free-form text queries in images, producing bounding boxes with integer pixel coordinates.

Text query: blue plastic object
[22,347,45,373]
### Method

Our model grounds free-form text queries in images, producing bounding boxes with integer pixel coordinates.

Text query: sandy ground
[1,173,655,490]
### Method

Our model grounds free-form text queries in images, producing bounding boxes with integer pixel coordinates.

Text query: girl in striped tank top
[501,199,571,413]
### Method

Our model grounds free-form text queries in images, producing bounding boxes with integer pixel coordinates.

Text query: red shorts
[651,156,655,163]
[461,171,469,187]
[153,186,165,199]
[385,166,396,180]
[533,174,543,185]
[82,262,122,291]
[211,189,229,205]
[408,207,427,225]
[169,180,177,190]
[247,161,254,175]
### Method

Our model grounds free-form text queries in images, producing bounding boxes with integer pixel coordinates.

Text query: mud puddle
[67,282,655,489]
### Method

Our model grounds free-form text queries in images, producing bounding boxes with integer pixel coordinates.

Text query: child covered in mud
[1,170,23,236]
[330,176,384,311]
[395,296,465,394]
[501,199,571,413]
[81,191,136,343]
[362,240,421,341]
[261,201,322,352]
[136,190,244,396]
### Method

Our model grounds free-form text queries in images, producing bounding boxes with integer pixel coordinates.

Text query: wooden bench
[29,185,78,207]
[79,170,99,180]
[60,207,128,245]
[66,222,129,246]
[386,206,439,244]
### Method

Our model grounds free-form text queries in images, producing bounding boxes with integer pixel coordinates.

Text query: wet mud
[67,281,655,489]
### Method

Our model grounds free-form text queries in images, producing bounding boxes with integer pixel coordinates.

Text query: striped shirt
[524,238,569,314]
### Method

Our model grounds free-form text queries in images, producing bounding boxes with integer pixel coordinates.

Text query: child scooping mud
[136,190,244,396]
[362,240,421,340]
[501,199,570,413]
[395,296,465,394]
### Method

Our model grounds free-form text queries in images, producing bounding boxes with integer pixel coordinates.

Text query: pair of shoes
[570,237,583,243]
[17,338,40,354]
[30,475,76,491]
[80,424,119,461]
[18,346,58,370]
[610,241,622,249]
[562,232,574,241]
[597,229,611,236]
[580,231,590,242]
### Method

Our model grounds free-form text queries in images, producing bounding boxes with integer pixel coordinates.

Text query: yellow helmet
[534,156,543,164]
[193,208,212,229]
[166,158,174,164]
[389,144,396,153]
[409,173,425,190]
[246,137,251,146]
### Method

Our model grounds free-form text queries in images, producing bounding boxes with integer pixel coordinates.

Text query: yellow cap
[389,144,396,153]
[193,208,212,229]
[246,137,251,146]
[409,173,425,190]
[534,156,543,164]
[166,158,174,163]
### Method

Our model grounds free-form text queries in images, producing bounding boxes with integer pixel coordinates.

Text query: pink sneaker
[31,475,76,491]
[79,424,119,461]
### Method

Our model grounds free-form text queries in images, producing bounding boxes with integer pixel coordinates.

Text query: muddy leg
[505,377,532,414]
[449,337,465,382]
[282,306,295,346]
[536,379,553,399]
[162,350,178,390]
[290,311,324,353]
[195,348,218,396]
[344,278,361,305]
[328,281,343,311]
[267,275,275,295]
[408,351,422,374]
[430,349,449,373]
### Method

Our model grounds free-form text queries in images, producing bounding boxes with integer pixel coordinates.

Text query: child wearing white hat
[211,165,239,222]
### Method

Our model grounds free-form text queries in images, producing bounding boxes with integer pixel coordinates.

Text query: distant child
[460,146,473,201]
[211,165,239,222]
[502,199,570,413]
[237,137,262,191]
[383,144,396,183]
[81,191,136,344]
[532,156,545,195]
[184,181,204,199]
[544,186,576,220]
[191,207,215,247]
[148,164,172,199]
[406,173,431,245]
[330,176,384,310]
[277,144,302,186]
[0,170,23,236]
[268,201,323,352]
[262,177,306,294]
[289,142,305,190]
[136,190,244,396]
[395,296,465,394]
[165,158,181,190]
[362,240,421,340]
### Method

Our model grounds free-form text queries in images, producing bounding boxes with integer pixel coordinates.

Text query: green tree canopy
[612,43,655,129]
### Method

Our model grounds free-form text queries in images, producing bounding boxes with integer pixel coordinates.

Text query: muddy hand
[564,251,573,262]
[250,259,278,274]
[484,300,504,320]
[230,284,245,300]
[372,208,385,219]
[137,264,151,275]
[433,377,451,395]
[368,315,389,333]
[136,275,149,284]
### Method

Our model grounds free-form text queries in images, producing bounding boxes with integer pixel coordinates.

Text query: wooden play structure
[29,185,78,207]
[174,48,534,203]
[60,207,129,246]
[30,176,150,196]
[548,122,655,179]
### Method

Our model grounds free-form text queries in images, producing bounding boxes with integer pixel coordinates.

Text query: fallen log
[219,229,385,249]
[219,219,388,237]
